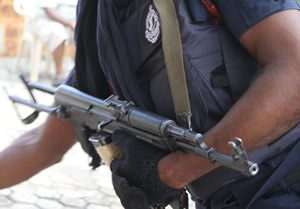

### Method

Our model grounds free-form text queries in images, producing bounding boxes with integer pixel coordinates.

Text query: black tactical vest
[75,0,300,200]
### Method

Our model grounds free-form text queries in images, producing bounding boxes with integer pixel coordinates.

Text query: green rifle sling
[152,0,192,129]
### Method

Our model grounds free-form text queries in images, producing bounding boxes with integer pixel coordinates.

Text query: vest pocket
[185,53,233,115]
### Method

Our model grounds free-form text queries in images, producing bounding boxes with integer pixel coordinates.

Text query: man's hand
[110,131,183,209]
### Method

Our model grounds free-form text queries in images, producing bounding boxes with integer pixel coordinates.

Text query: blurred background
[0,0,76,85]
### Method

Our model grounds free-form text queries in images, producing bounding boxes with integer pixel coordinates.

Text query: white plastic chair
[13,0,52,81]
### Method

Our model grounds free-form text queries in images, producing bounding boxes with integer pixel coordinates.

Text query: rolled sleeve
[216,0,300,40]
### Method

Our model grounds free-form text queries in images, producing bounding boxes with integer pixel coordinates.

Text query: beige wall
[0,0,24,56]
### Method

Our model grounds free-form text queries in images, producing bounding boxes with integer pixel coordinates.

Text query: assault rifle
[8,75,259,208]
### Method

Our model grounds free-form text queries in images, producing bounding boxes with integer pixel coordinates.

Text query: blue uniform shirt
[186,0,300,40]
[216,0,300,39]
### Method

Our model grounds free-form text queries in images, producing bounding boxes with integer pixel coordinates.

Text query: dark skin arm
[44,8,76,30]
[0,116,77,188]
[158,10,300,189]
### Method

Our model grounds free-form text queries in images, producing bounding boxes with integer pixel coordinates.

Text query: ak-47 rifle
[7,75,259,209]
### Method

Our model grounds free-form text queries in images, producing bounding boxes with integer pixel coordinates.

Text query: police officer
[1,0,300,209]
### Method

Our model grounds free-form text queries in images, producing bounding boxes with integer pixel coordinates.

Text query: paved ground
[0,57,196,209]
[0,57,125,209]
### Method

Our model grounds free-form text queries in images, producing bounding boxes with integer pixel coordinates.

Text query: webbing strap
[152,0,192,129]
[247,140,300,208]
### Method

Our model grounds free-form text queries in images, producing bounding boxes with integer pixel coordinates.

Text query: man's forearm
[44,8,75,29]
[158,10,300,189]
[0,116,77,188]
[158,63,300,189]
[0,127,52,188]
